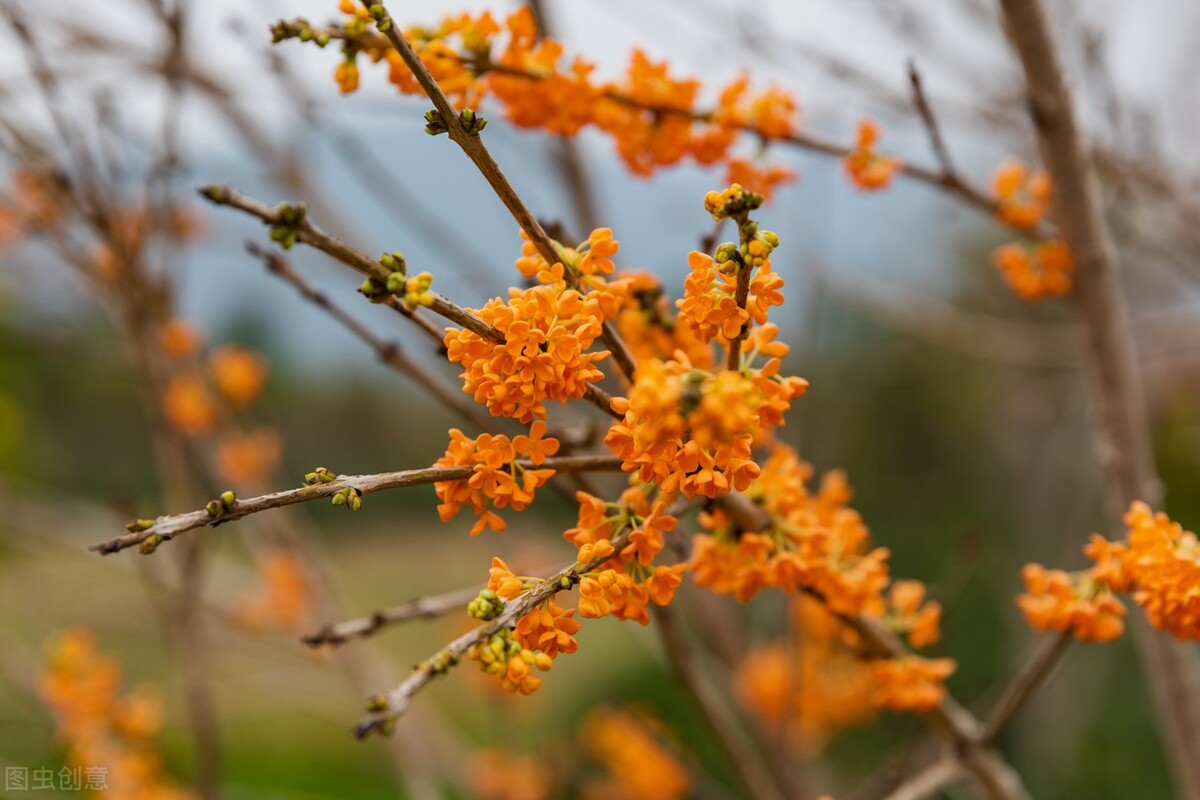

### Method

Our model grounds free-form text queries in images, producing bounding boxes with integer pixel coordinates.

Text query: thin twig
[203,186,622,419]
[655,603,787,800]
[302,585,482,648]
[980,631,1072,745]
[245,242,493,430]
[364,5,639,383]
[728,258,752,371]
[882,757,965,800]
[352,496,701,737]
[287,23,1052,240]
[907,60,957,179]
[91,454,622,555]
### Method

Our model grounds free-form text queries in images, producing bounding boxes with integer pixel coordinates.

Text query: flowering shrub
[4,1,1196,798]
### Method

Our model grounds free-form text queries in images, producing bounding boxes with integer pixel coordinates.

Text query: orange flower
[871,656,956,713]
[470,748,554,800]
[334,58,360,94]
[992,159,1051,230]
[38,629,195,800]
[843,120,899,190]
[445,281,612,422]
[514,602,580,659]
[159,319,201,358]
[163,374,217,436]
[991,240,1073,301]
[578,569,632,618]
[232,550,312,631]
[734,597,877,750]
[581,708,691,800]
[435,423,558,534]
[209,345,268,408]
[215,427,282,486]
[487,556,526,599]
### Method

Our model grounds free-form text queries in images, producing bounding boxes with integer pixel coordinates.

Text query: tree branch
[980,631,1071,745]
[91,454,622,555]
[202,185,622,420]
[352,496,702,737]
[882,757,965,800]
[362,5,639,383]
[997,2,1200,796]
[301,585,482,648]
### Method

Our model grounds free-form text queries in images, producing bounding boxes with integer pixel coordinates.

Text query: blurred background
[1,0,1199,797]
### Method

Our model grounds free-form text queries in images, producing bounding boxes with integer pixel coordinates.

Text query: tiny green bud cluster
[331,486,363,511]
[304,467,338,485]
[703,183,764,221]
[205,490,238,518]
[268,18,330,47]
[458,108,488,136]
[268,202,307,250]
[467,589,505,620]
[424,109,449,136]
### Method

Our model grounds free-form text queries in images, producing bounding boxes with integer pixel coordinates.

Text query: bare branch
[91,454,622,555]
[352,497,701,737]
[362,5,639,382]
[907,61,957,178]
[882,757,965,800]
[285,23,1052,239]
[245,242,492,430]
[203,186,622,420]
[980,632,1071,744]
[302,585,482,648]
[656,603,787,800]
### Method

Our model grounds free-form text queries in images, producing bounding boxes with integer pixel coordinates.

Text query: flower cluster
[434,422,559,534]
[843,120,899,191]
[613,271,715,368]
[580,708,691,800]
[318,6,799,194]
[1016,563,1126,642]
[1019,502,1200,642]
[677,251,784,345]
[467,627,554,695]
[992,159,1051,230]
[690,445,886,610]
[232,550,314,632]
[563,486,686,625]
[871,656,957,713]
[162,337,270,439]
[38,630,194,800]
[605,355,804,499]
[444,245,615,421]
[735,597,877,751]
[514,601,581,658]
[1092,502,1199,640]
[215,427,284,487]
[470,748,554,800]
[991,239,1073,301]
[692,444,954,712]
